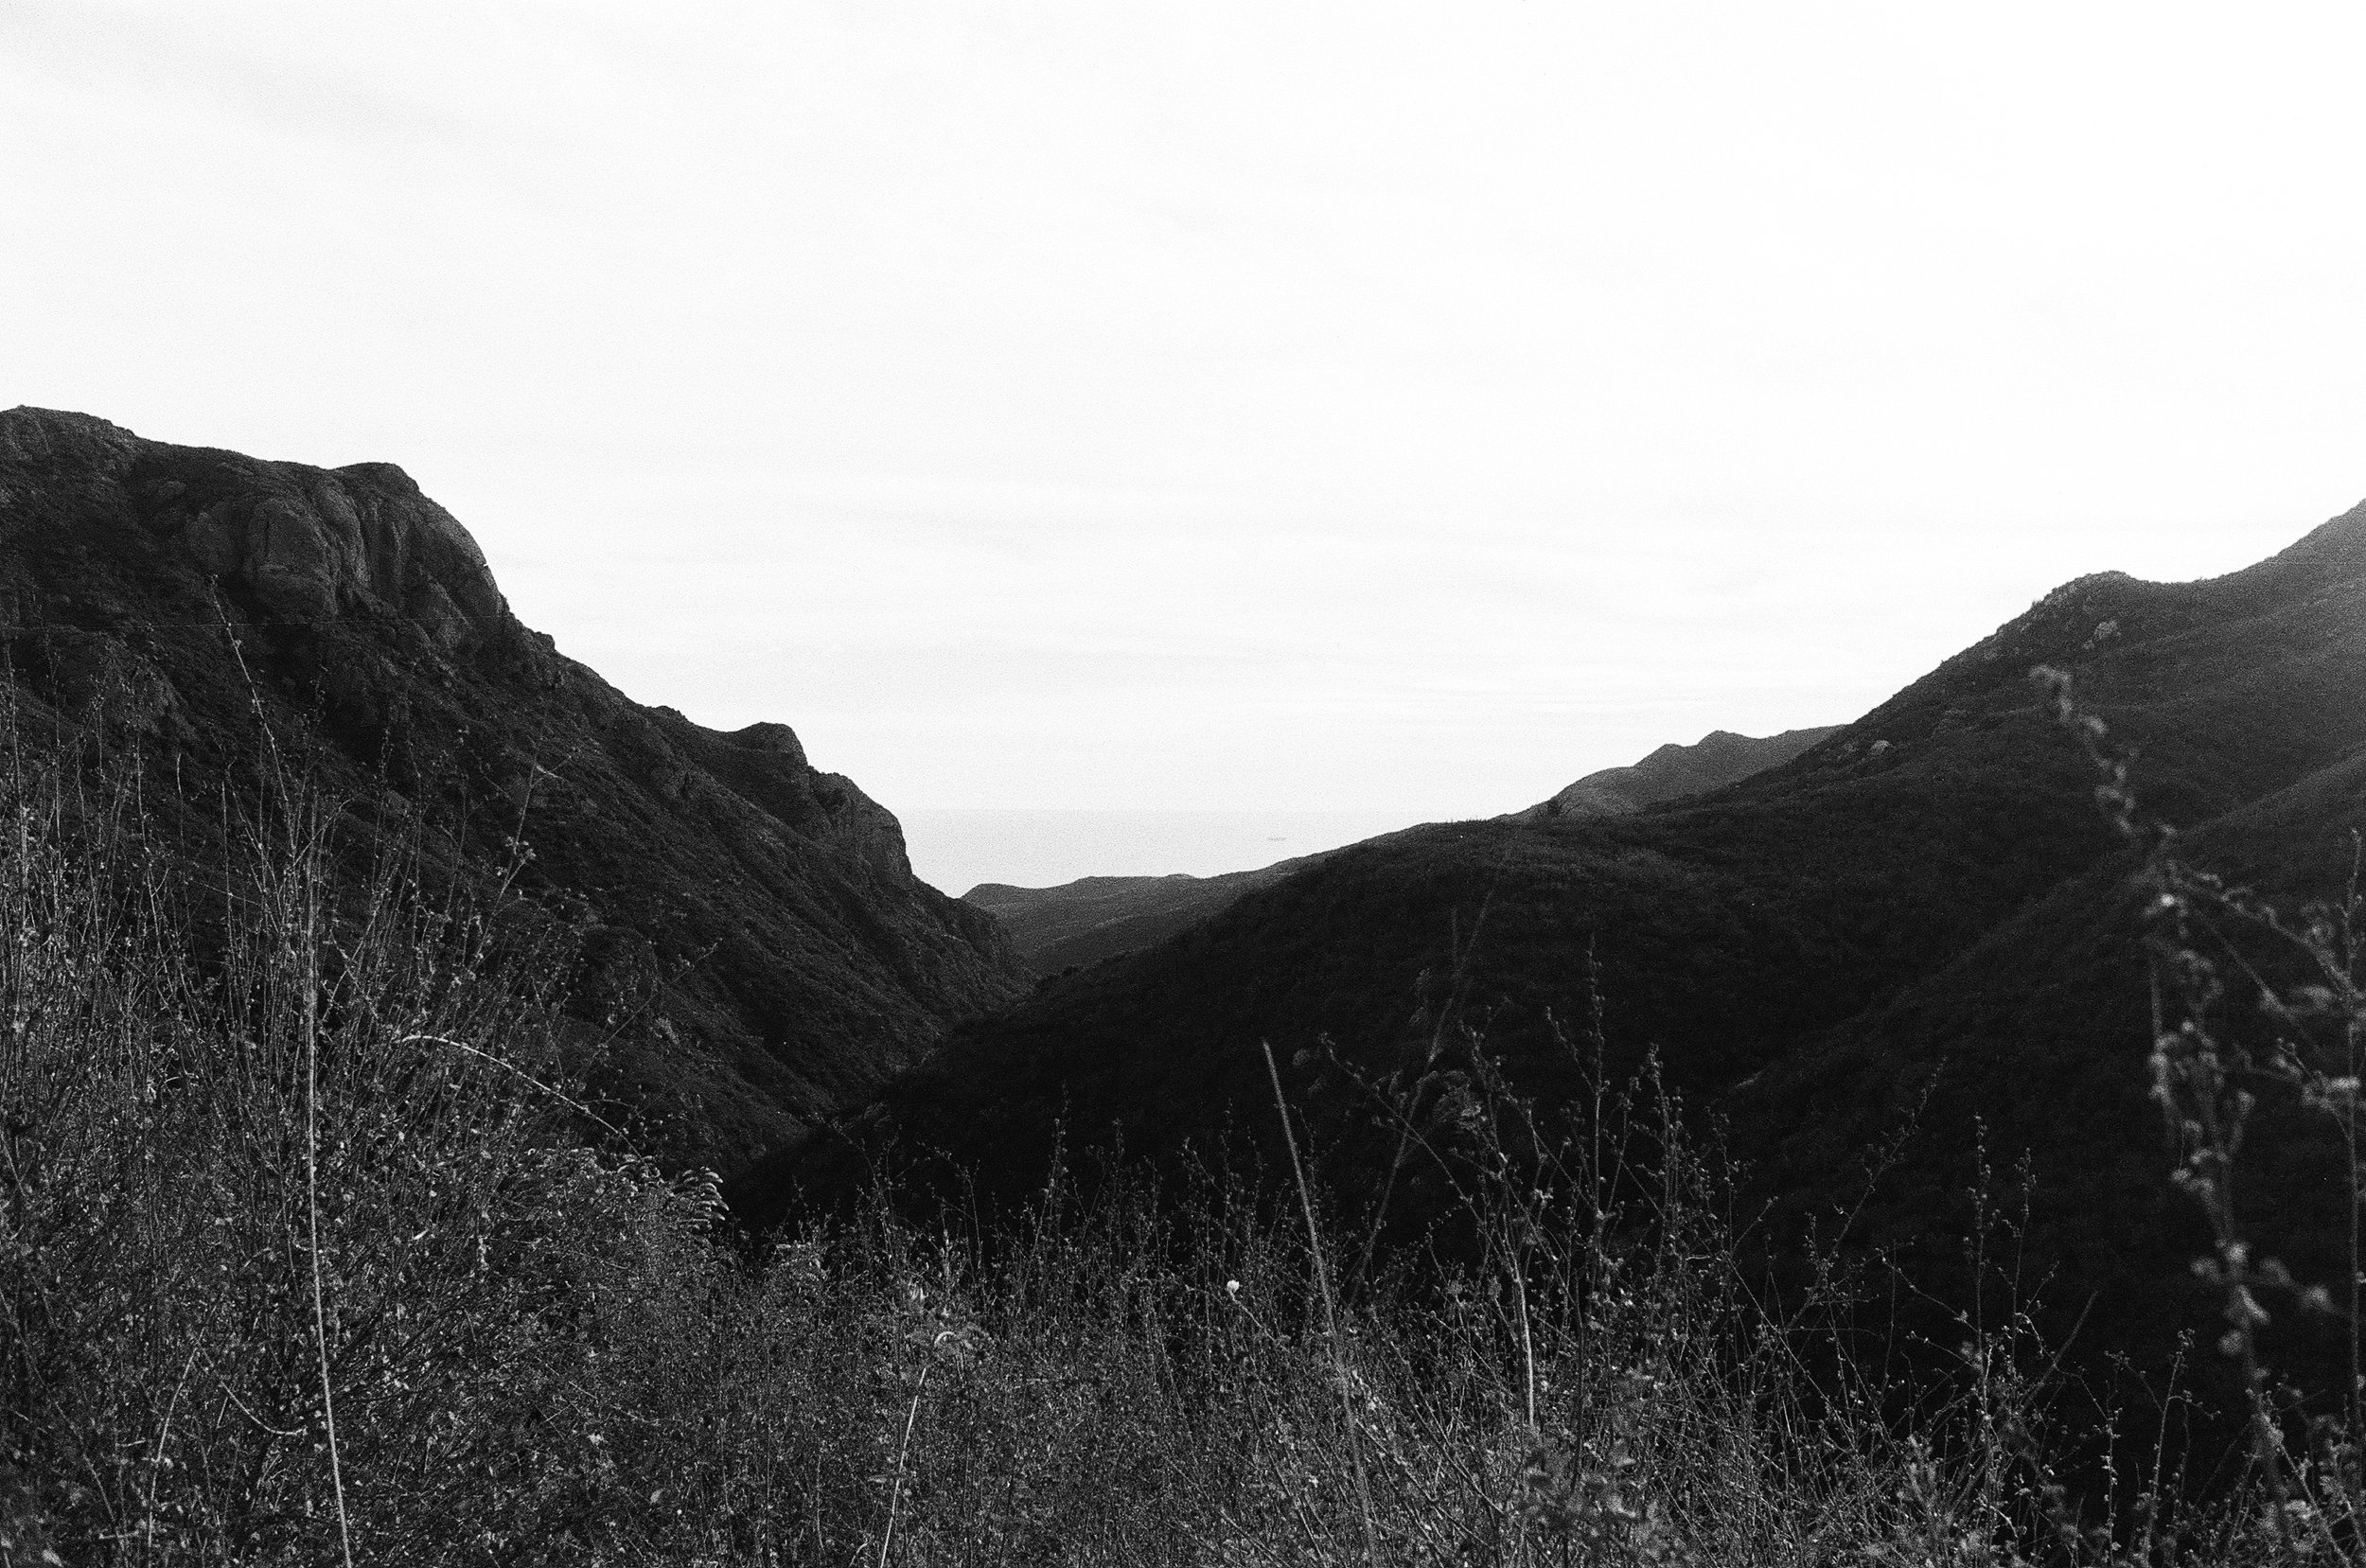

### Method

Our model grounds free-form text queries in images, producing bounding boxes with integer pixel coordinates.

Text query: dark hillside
[0,407,1028,1173]
[762,713,2122,1219]
[1737,741,2366,1412]
[969,727,1838,978]
[965,855,1322,977]
[747,501,2366,1395]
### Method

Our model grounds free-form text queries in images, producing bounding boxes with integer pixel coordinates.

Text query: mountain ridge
[0,407,1030,1172]
[1513,724,1842,820]
[965,727,1839,977]
[745,495,2366,1405]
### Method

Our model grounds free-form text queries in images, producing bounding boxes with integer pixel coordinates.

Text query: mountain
[1512,724,1841,820]
[0,408,1028,1173]
[965,855,1323,977]
[745,499,2366,1405]
[967,729,1836,978]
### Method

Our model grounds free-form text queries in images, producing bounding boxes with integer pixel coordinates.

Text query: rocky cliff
[0,407,1029,1173]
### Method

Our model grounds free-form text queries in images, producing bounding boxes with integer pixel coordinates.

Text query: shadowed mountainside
[968,729,1836,977]
[0,407,1027,1174]
[747,498,2366,1402]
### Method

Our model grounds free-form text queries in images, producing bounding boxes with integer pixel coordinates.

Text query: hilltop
[1511,723,1841,820]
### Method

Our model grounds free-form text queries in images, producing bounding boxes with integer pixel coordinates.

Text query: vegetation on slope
[965,854,1321,978]
[1511,724,1843,821]
[965,726,1841,979]
[5,741,2315,1563]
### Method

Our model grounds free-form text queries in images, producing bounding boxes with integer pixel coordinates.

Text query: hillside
[966,855,1320,976]
[968,728,1835,977]
[1511,723,1842,819]
[745,499,2366,1400]
[0,407,1028,1173]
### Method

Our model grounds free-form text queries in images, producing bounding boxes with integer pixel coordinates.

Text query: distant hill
[965,857,1319,976]
[747,497,2366,1413]
[967,729,1835,977]
[0,408,1028,1174]
[1512,724,1841,820]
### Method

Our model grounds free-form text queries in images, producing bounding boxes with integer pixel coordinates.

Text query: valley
[10,407,2365,1561]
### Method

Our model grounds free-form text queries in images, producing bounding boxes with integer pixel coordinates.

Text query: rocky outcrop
[5,411,517,650]
[0,408,1030,1174]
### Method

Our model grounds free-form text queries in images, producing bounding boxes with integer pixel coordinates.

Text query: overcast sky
[8,3,2366,816]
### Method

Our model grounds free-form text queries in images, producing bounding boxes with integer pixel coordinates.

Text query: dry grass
[0,716,2321,1566]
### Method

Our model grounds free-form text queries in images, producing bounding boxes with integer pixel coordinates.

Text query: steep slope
[745,500,2366,1398]
[1729,738,2366,1412]
[968,728,1836,978]
[0,408,1028,1173]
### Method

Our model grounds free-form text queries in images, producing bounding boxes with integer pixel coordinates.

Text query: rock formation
[0,407,1030,1174]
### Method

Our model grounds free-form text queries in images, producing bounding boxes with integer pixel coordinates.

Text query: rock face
[0,408,1029,1173]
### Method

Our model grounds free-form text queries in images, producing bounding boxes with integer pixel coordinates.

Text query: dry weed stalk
[1262,1037,1382,1568]
[2040,662,2366,1560]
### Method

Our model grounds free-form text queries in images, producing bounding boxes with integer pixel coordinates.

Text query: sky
[7,2,2366,821]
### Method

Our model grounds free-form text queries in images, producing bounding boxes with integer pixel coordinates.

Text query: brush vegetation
[8,732,2363,1566]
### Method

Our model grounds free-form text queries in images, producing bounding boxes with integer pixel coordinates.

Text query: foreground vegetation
[0,732,2358,1565]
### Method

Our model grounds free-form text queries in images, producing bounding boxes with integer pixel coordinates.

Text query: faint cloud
[4,1,510,157]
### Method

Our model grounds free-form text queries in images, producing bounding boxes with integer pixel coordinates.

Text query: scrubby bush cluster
[0,732,2340,1565]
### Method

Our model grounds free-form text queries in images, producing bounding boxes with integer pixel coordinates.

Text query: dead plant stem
[1262,1038,1381,1568]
